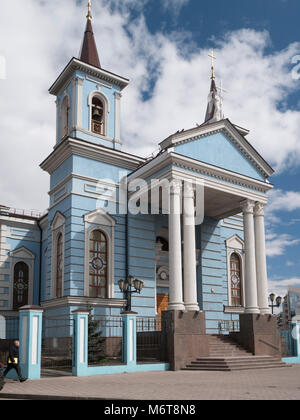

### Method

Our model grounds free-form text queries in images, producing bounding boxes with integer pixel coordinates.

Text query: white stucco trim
[50,212,66,299]
[88,90,110,137]
[226,235,245,309]
[9,247,35,310]
[60,93,70,141]
[84,208,115,299]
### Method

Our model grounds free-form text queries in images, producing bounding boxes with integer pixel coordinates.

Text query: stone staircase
[183,335,287,372]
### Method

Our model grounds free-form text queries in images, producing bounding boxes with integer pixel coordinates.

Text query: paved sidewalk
[1,366,300,400]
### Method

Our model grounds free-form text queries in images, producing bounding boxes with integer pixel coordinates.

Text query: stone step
[183,364,286,372]
[183,355,287,371]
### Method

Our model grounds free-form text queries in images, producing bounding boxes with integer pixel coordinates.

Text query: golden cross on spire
[208,49,216,80]
[87,0,92,20]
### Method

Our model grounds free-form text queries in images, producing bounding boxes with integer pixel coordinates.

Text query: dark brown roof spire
[79,1,101,68]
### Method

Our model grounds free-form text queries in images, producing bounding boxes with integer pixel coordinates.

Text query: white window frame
[9,247,35,310]
[50,212,66,299]
[226,234,245,308]
[88,90,110,137]
[84,208,115,299]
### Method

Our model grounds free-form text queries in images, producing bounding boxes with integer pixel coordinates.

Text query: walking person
[3,341,27,383]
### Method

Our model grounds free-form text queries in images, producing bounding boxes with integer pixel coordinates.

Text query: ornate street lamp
[269,293,282,315]
[118,276,144,311]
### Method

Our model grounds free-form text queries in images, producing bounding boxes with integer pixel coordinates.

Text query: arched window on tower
[91,96,104,135]
[56,233,63,298]
[230,253,242,307]
[61,96,69,139]
[13,262,29,311]
[89,230,108,298]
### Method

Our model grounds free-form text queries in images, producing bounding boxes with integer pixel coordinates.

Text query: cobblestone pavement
[0,366,300,400]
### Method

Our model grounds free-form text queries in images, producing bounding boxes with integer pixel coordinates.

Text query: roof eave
[49,58,129,95]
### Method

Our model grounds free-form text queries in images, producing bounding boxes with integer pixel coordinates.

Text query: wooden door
[157,293,169,316]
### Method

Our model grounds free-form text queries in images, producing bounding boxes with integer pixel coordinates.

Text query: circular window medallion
[91,257,104,271]
[231,275,240,285]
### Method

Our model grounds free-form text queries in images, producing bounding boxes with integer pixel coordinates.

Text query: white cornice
[40,137,145,174]
[129,150,273,195]
[159,119,274,179]
[41,296,127,309]
[49,58,129,95]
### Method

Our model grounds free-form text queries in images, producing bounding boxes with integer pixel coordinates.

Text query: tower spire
[87,0,92,20]
[79,1,101,68]
[204,49,224,124]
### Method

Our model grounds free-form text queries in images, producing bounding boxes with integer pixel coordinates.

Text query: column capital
[170,179,182,196]
[241,199,255,214]
[183,181,194,199]
[254,202,266,217]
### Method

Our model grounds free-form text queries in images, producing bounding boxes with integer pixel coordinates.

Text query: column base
[184,303,200,312]
[168,303,185,311]
[245,307,260,314]
[259,307,271,315]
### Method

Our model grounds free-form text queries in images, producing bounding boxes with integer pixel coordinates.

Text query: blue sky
[0,0,299,298]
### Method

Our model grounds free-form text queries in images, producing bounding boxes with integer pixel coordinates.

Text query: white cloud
[268,277,300,298]
[266,233,300,257]
[0,0,300,212]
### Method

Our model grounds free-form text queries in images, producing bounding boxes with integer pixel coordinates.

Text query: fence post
[72,310,89,376]
[291,321,300,357]
[19,305,43,380]
[122,311,138,366]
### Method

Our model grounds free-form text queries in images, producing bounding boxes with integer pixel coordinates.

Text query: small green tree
[87,308,105,365]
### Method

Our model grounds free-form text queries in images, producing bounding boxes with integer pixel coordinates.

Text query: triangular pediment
[84,208,115,227]
[51,211,66,230]
[10,246,35,260]
[159,119,274,181]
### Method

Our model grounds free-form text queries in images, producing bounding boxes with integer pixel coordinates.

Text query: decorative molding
[84,208,115,298]
[254,202,266,217]
[41,296,127,309]
[225,235,245,309]
[40,137,145,174]
[240,199,255,214]
[49,58,129,96]
[158,119,274,179]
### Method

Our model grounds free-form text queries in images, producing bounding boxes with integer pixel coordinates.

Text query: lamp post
[118,276,144,312]
[269,293,282,315]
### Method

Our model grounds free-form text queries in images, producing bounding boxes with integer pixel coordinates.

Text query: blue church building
[0,3,275,344]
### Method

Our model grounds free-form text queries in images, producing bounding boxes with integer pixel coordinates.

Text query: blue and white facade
[0,11,275,336]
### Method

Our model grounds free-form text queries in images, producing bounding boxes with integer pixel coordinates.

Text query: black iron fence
[0,316,20,365]
[137,317,165,363]
[41,316,74,374]
[88,315,123,366]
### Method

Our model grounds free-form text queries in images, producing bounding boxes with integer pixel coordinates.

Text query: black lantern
[118,276,144,311]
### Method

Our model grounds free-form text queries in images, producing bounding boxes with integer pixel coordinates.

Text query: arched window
[230,253,242,307]
[61,96,69,139]
[56,234,63,298]
[91,96,104,135]
[13,262,29,311]
[89,230,108,298]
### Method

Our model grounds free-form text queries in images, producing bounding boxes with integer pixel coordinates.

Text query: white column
[241,200,259,314]
[183,182,200,311]
[168,180,185,311]
[254,202,270,314]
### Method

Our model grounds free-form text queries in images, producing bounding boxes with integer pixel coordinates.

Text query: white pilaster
[114,92,122,142]
[168,180,185,311]
[241,200,259,314]
[254,202,270,314]
[183,182,199,311]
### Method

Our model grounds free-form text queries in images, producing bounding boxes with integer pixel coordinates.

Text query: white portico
[128,118,274,317]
